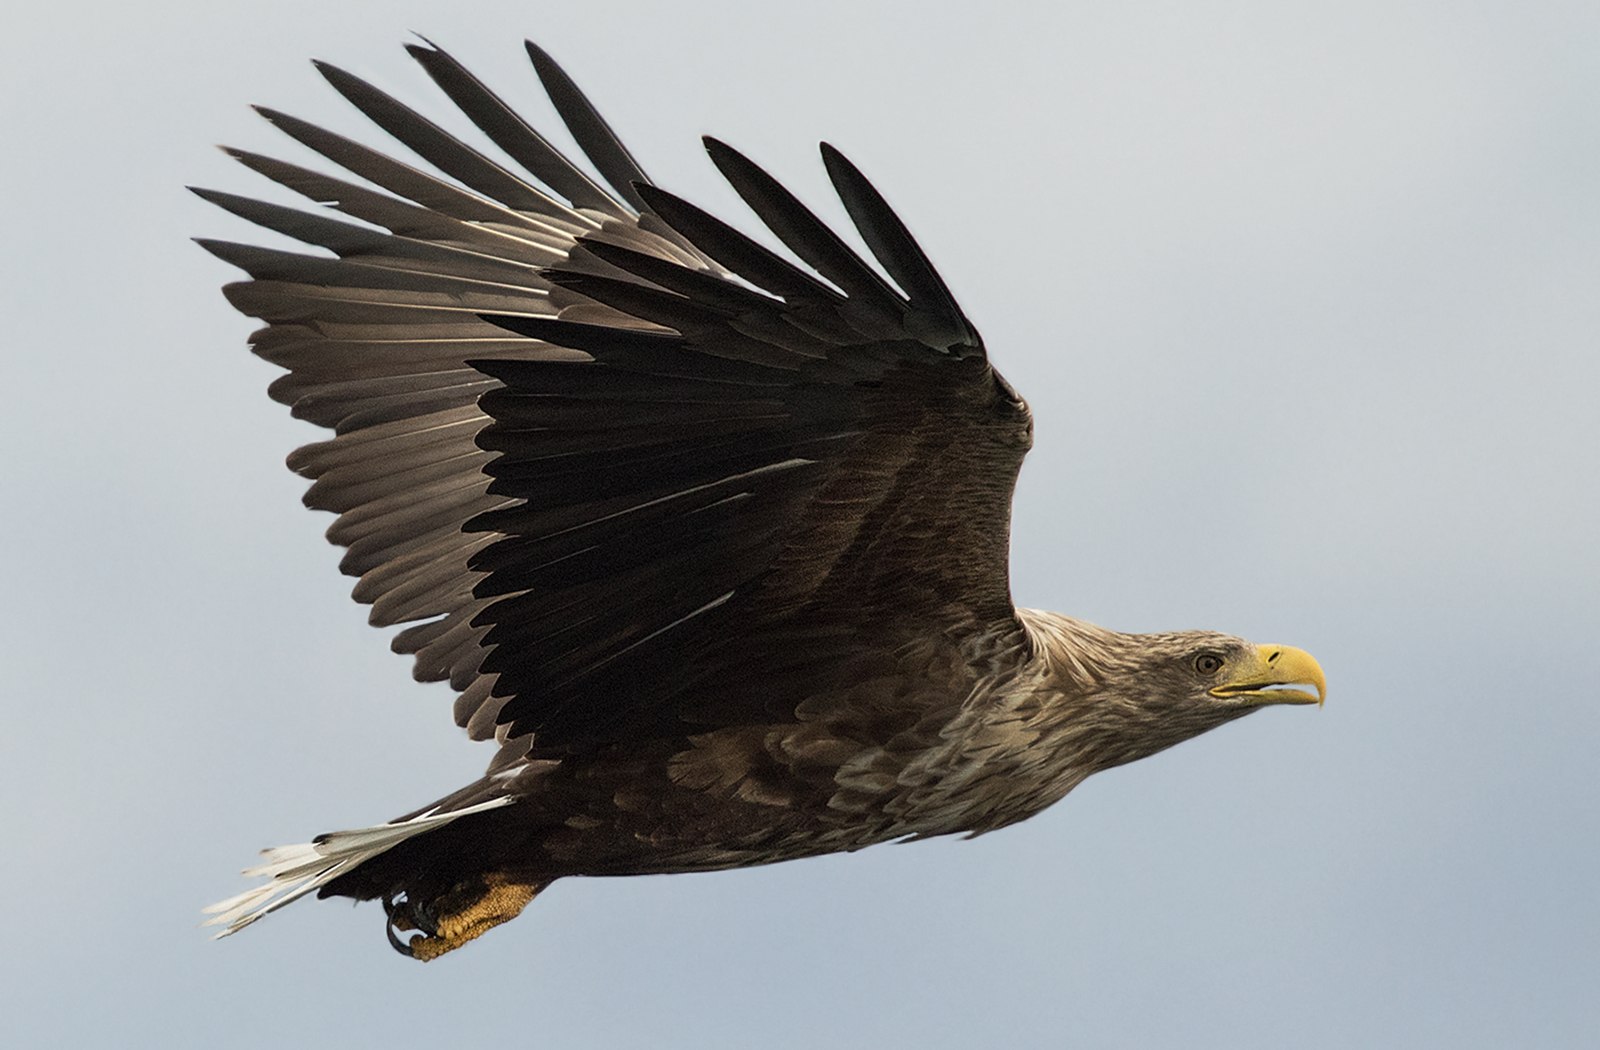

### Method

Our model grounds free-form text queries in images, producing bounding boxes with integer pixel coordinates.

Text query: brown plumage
[201,40,1326,960]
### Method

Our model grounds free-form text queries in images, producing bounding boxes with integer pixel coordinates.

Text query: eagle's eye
[1193,652,1224,676]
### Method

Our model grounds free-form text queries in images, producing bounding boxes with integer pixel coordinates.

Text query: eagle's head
[1024,616,1325,773]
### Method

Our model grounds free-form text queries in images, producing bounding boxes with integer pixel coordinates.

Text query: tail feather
[204,796,516,937]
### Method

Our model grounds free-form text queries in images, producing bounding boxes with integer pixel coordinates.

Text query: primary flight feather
[201,39,1325,961]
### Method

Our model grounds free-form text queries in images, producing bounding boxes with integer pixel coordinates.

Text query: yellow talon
[393,875,544,962]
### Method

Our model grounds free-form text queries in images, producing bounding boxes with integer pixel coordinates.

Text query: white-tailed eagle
[201,40,1325,960]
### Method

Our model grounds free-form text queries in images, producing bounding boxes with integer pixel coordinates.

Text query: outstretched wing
[202,41,1033,767]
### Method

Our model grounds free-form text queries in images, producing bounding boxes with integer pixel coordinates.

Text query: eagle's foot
[382,875,542,962]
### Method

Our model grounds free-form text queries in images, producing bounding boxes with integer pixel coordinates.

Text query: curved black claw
[382,893,418,957]
[385,917,414,957]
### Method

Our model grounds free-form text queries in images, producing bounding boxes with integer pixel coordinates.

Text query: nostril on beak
[1267,650,1280,664]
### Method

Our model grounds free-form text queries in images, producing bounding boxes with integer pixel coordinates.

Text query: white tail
[203,796,516,937]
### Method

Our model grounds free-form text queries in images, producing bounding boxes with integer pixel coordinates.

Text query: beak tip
[1255,643,1326,708]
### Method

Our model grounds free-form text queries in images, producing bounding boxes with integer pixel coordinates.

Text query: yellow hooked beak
[1209,644,1326,707]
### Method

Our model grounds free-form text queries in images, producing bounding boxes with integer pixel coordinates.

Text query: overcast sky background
[3,2,1596,1046]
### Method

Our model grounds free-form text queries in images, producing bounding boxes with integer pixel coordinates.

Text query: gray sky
[4,1,1596,1046]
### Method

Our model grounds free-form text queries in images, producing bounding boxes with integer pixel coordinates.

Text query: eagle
[202,39,1325,961]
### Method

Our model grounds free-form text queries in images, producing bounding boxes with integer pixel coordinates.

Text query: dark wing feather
[819,142,978,348]
[311,60,568,217]
[403,39,624,214]
[203,42,1032,774]
[702,137,905,310]
[524,40,652,211]
[633,182,841,303]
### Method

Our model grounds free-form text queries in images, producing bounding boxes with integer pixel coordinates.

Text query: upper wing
[202,41,1033,764]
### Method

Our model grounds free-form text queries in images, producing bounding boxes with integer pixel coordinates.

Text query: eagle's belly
[523,662,1086,878]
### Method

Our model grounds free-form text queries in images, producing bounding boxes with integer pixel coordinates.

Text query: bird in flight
[201,39,1325,961]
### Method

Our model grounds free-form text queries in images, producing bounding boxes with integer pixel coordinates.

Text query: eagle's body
[203,41,1324,960]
